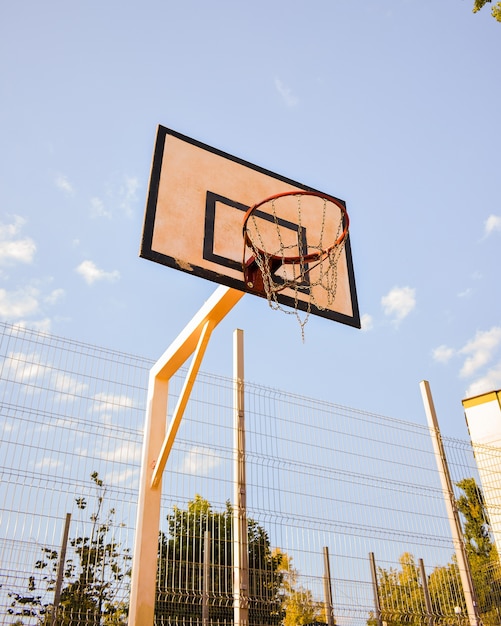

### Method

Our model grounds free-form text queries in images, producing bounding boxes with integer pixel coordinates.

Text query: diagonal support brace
[151,318,214,488]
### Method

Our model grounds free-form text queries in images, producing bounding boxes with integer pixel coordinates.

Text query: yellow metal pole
[128,286,244,626]
[151,319,214,488]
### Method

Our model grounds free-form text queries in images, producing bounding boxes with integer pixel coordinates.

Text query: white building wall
[462,390,501,554]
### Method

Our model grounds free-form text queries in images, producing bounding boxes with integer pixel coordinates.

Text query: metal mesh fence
[1,321,500,626]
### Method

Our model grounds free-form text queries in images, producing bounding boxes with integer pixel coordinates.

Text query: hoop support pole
[128,285,244,626]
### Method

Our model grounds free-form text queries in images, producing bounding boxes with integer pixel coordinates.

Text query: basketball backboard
[140,125,360,329]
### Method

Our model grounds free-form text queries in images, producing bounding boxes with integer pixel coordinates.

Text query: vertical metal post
[420,380,481,626]
[369,552,383,626]
[419,558,434,626]
[323,546,335,626]
[233,329,249,626]
[203,530,210,626]
[52,512,71,626]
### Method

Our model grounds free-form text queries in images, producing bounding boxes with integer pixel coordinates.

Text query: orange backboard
[140,125,360,328]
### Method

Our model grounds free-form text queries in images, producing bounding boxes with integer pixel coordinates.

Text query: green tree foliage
[275,549,327,626]
[472,0,501,22]
[367,553,427,626]
[156,495,284,626]
[427,557,464,621]
[456,478,501,626]
[367,478,501,626]
[8,472,131,625]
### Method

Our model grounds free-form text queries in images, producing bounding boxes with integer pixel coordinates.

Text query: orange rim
[242,190,349,264]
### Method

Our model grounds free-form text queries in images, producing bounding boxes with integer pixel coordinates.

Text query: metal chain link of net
[244,195,347,341]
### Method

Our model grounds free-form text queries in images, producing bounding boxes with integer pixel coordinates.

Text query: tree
[367,553,427,626]
[367,479,501,626]
[156,494,284,626]
[426,556,466,623]
[275,549,327,626]
[8,472,131,625]
[456,477,501,626]
[472,0,501,22]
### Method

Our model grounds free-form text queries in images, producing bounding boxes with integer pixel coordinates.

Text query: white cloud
[459,326,501,378]
[0,215,26,239]
[75,260,120,285]
[2,349,90,402]
[119,176,139,217]
[93,392,135,413]
[12,318,52,333]
[275,78,299,107]
[90,174,140,219]
[45,288,65,305]
[55,174,74,195]
[381,286,416,323]
[52,371,88,395]
[34,456,63,471]
[99,442,141,464]
[432,345,455,364]
[360,313,373,331]
[0,287,40,319]
[432,327,501,396]
[484,214,501,237]
[105,467,139,486]
[0,238,37,264]
[1,351,50,384]
[0,215,36,265]
[90,196,111,218]
[465,361,501,398]
[180,446,222,475]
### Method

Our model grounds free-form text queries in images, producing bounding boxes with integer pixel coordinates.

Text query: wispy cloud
[275,78,299,107]
[75,260,120,285]
[180,446,222,475]
[0,215,36,265]
[11,318,52,333]
[99,442,141,465]
[381,286,416,323]
[0,286,40,320]
[90,175,139,219]
[34,456,63,471]
[459,326,501,378]
[457,288,472,298]
[1,350,50,384]
[119,176,139,217]
[484,214,501,238]
[360,313,373,331]
[432,344,455,364]
[90,196,111,219]
[465,361,501,398]
[433,325,501,396]
[1,350,91,401]
[92,392,135,413]
[55,174,74,195]
[52,371,88,395]
[44,288,65,306]
[104,466,139,487]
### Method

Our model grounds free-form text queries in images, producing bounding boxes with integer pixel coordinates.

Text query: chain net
[243,192,348,340]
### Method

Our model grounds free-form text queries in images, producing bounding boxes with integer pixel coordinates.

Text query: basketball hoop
[242,190,349,339]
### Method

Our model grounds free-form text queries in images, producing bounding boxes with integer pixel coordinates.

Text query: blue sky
[1,1,500,440]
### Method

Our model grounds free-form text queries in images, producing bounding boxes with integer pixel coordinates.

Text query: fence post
[369,552,383,626]
[420,380,481,626]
